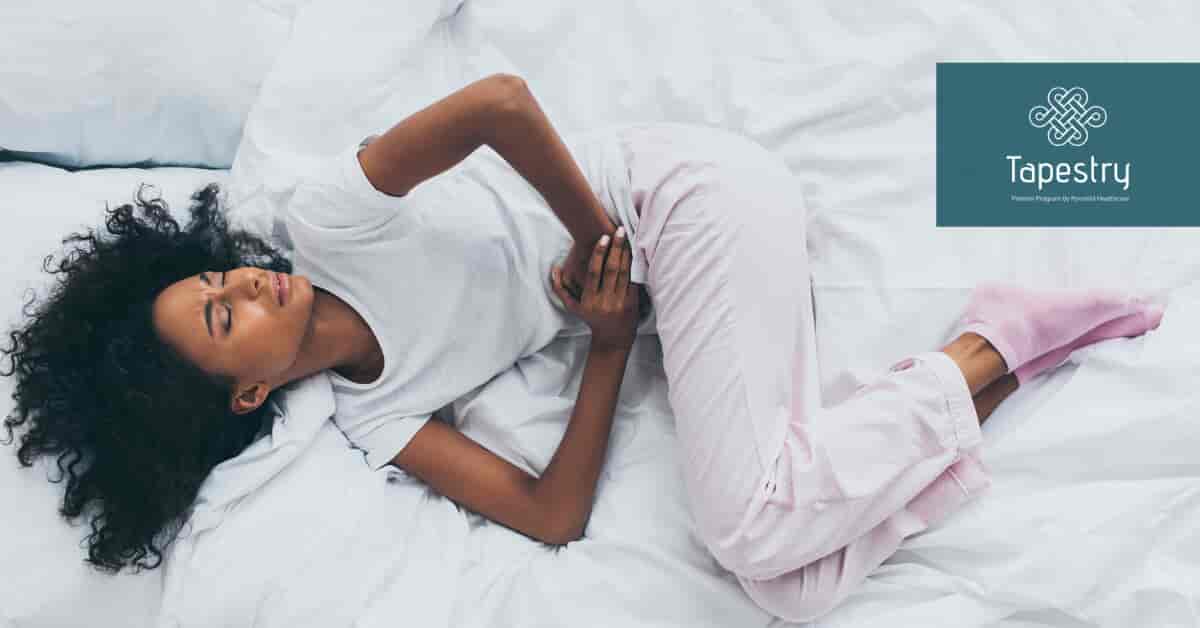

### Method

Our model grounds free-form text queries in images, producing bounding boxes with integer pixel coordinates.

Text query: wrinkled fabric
[618,123,991,623]
[282,129,642,471]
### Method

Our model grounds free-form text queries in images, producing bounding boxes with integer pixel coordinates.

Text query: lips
[272,272,283,306]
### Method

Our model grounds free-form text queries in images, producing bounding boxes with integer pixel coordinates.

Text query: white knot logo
[1028,86,1107,147]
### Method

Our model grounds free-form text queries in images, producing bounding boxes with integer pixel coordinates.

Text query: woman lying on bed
[1,73,1165,623]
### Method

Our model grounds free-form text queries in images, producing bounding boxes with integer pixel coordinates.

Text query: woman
[2,73,1164,622]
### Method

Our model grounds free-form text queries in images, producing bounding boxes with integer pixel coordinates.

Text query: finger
[551,266,579,312]
[603,227,625,297]
[563,270,582,301]
[587,234,610,298]
[614,229,631,299]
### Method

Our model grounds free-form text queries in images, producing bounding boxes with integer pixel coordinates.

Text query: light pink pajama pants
[614,123,993,624]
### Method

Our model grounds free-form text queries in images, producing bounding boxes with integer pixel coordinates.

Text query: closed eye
[222,271,232,333]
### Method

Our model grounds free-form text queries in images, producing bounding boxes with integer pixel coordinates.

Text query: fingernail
[616,226,625,239]
[601,235,610,246]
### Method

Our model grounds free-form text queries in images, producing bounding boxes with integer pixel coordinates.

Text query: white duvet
[161,1,1200,627]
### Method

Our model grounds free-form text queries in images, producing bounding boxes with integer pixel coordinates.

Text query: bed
[3,1,1199,627]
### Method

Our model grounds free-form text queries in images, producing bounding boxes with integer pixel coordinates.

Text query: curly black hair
[1,182,297,574]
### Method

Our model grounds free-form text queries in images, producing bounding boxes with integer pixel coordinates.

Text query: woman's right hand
[550,227,640,352]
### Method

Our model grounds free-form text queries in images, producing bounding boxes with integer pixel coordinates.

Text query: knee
[691,501,765,578]
[697,501,853,621]
[737,571,848,624]
[699,520,804,582]
[691,483,831,580]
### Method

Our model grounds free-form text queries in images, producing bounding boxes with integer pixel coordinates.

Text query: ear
[231,382,271,415]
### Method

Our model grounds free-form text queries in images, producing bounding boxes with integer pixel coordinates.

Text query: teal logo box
[937,63,1200,226]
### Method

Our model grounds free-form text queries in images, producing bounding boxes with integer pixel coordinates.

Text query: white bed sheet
[193,0,1200,626]
[156,339,773,628]
[0,162,228,627]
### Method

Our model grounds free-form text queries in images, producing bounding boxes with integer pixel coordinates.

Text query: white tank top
[283,127,647,471]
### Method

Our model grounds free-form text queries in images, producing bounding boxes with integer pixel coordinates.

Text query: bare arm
[354,74,495,197]
[479,76,618,249]
[365,74,635,544]
[391,343,630,545]
[356,73,616,246]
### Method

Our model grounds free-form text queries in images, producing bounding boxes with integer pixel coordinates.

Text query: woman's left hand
[558,218,618,302]
[551,228,640,351]
[557,242,587,302]
[558,222,651,325]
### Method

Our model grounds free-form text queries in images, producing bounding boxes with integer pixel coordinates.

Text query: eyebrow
[199,273,215,339]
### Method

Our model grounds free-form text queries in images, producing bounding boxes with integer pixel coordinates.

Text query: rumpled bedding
[205,1,1200,625]
[4,1,1199,627]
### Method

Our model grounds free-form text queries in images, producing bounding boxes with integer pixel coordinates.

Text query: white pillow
[0,1,304,168]
[226,0,466,245]
[0,162,229,628]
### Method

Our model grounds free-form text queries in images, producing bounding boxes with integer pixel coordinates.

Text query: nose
[205,271,266,303]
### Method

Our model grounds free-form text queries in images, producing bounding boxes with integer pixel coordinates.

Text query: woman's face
[152,266,314,410]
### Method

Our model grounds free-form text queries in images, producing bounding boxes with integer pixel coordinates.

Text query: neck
[267,287,377,389]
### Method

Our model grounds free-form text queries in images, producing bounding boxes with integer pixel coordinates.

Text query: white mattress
[4,1,1200,627]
